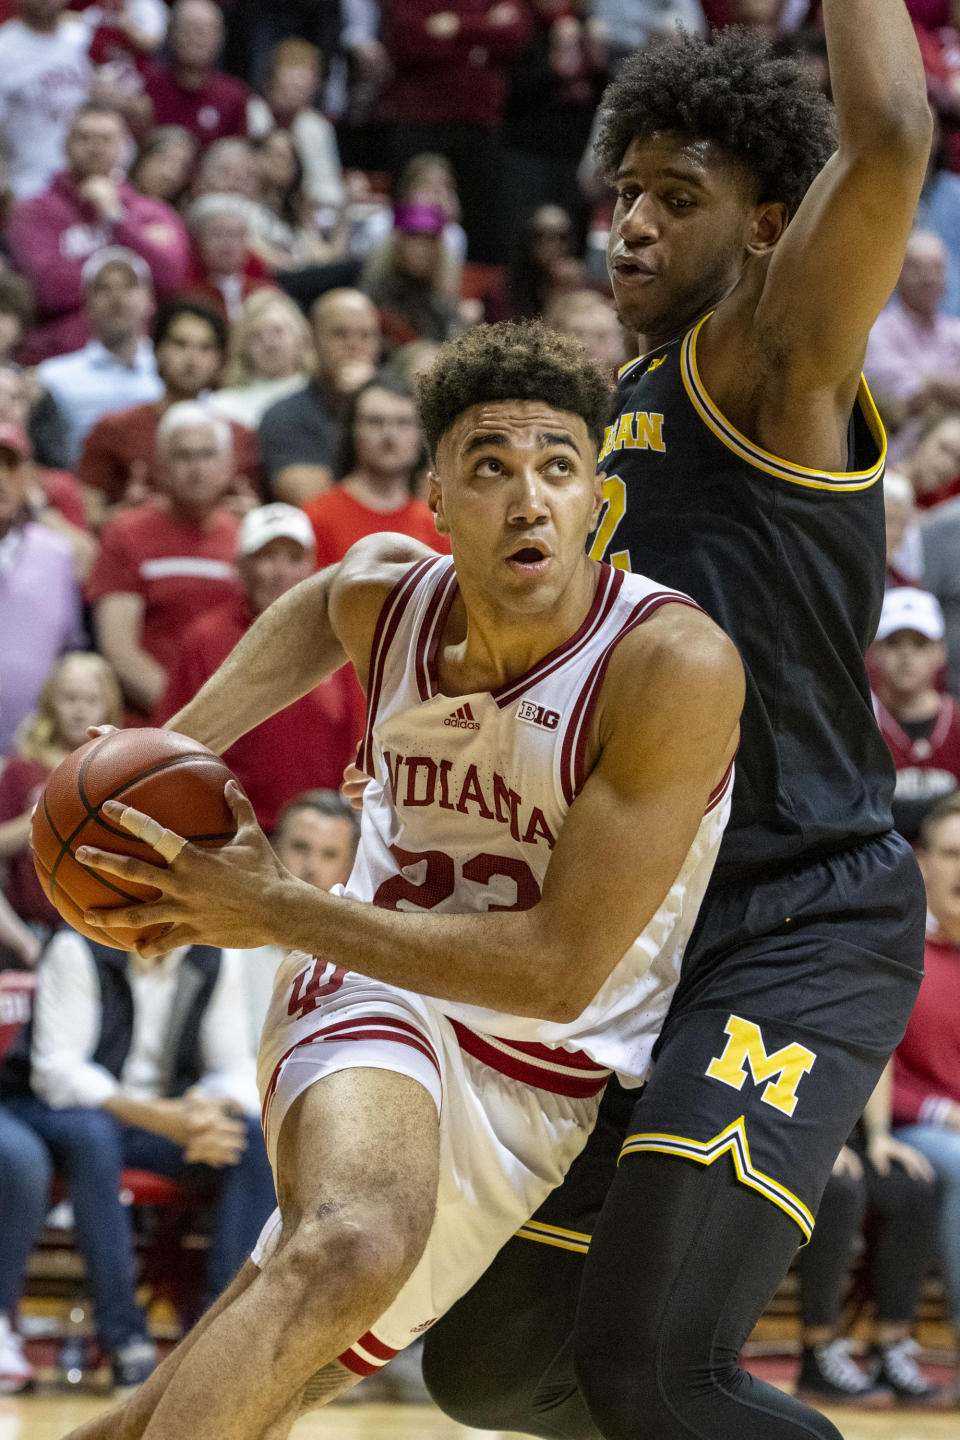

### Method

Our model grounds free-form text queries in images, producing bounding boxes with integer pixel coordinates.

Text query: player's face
[920,814,960,934]
[875,630,944,699]
[156,314,224,396]
[608,134,770,342]
[274,811,356,891]
[52,663,109,750]
[431,401,603,615]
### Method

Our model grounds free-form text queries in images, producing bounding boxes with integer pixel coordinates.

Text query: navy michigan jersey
[589,313,895,880]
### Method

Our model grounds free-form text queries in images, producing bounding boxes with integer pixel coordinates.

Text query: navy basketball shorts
[532,829,925,1247]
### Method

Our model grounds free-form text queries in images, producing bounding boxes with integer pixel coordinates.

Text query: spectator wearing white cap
[156,503,361,830]
[36,248,162,466]
[872,586,960,842]
[7,101,190,365]
[86,402,242,722]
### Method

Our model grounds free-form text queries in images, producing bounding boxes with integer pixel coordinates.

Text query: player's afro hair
[416,320,613,459]
[596,27,837,219]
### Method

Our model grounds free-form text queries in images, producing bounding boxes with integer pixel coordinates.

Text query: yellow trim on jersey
[618,1116,815,1241]
[678,314,886,493]
[515,1219,592,1255]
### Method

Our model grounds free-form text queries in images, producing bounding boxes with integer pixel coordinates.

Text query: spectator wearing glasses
[301,377,446,568]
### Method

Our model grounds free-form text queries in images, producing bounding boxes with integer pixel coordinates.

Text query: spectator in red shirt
[78,296,261,528]
[0,650,123,963]
[872,587,960,841]
[143,0,248,147]
[381,0,535,262]
[302,377,447,568]
[184,193,275,323]
[898,409,960,510]
[157,503,361,831]
[892,789,960,1353]
[7,102,190,364]
[86,400,242,721]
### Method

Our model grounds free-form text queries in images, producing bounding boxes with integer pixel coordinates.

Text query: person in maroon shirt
[7,102,190,364]
[0,650,123,962]
[156,503,362,831]
[143,0,248,148]
[86,400,242,721]
[78,296,261,528]
[872,586,960,840]
[380,0,534,262]
[892,789,960,1360]
[184,194,276,324]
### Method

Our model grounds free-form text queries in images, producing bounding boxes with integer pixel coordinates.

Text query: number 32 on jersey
[588,474,632,572]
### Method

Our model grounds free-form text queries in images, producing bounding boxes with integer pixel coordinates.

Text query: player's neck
[439,562,599,695]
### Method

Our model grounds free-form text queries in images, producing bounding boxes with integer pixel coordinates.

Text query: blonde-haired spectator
[0,651,123,959]
[206,289,314,426]
[883,469,923,588]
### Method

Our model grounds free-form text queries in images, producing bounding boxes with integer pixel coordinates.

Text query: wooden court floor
[2,1394,958,1440]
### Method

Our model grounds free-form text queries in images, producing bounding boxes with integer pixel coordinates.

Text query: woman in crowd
[897,409,960,510]
[205,289,314,427]
[248,130,343,272]
[482,203,585,323]
[0,652,123,962]
[128,127,197,211]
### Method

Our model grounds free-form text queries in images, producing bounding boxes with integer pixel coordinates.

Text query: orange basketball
[32,729,237,951]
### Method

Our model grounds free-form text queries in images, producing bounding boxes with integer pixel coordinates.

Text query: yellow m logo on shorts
[706,1015,817,1118]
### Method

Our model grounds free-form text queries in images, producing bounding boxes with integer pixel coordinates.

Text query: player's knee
[280,1204,427,1316]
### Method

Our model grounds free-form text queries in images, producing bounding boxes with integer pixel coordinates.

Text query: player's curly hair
[416,320,613,459]
[595,27,837,218]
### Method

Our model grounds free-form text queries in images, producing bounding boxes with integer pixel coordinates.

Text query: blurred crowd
[3,0,960,1413]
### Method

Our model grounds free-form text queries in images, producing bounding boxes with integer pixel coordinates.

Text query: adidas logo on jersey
[444,703,481,730]
[516,700,560,730]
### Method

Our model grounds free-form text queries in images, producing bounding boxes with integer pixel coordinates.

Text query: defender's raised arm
[757,0,932,386]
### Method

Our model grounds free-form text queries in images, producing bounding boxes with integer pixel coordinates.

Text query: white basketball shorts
[252,951,604,1375]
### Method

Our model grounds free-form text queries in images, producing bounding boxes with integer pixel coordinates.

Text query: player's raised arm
[164,533,437,755]
[755,0,932,385]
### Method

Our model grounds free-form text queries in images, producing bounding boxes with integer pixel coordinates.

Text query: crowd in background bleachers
[3,0,960,1412]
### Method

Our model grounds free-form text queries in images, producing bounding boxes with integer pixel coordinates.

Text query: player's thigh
[275,1067,440,1245]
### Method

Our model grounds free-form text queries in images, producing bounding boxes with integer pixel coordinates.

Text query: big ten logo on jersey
[706,1015,817,1118]
[517,700,560,731]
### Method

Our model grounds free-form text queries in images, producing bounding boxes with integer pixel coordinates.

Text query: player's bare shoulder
[330,534,445,689]
[593,601,744,784]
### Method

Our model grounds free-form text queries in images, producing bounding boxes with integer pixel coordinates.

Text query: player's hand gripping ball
[32,728,237,951]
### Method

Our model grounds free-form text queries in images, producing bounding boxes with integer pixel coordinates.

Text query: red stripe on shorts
[451,1021,610,1098]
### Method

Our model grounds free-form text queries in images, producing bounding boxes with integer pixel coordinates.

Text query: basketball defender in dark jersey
[422,8,932,1439]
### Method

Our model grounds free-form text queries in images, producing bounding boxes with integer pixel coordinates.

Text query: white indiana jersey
[346,554,733,1085]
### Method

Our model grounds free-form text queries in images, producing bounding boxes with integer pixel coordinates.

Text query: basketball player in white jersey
[65,321,743,1440]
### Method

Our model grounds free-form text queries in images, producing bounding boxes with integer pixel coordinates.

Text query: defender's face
[608,134,755,339]
[431,401,603,616]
